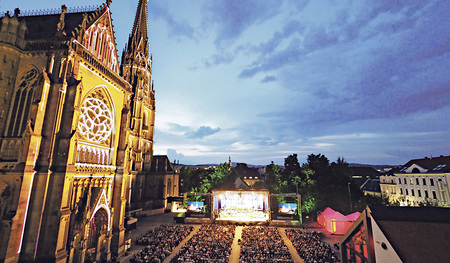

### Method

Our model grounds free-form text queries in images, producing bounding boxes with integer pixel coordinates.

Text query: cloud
[203,0,282,46]
[166,149,186,163]
[252,19,306,56]
[239,38,303,78]
[186,126,221,139]
[257,1,449,131]
[149,2,195,39]
[151,0,450,165]
[203,52,234,67]
[261,75,276,83]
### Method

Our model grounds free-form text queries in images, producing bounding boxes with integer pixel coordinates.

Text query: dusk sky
[2,0,450,166]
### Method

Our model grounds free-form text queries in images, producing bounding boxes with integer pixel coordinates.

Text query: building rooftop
[369,206,450,263]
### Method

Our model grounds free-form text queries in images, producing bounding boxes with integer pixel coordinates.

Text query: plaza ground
[117,212,342,263]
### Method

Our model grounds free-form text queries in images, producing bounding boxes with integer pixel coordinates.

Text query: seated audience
[131,225,193,263]
[170,224,236,262]
[239,226,293,263]
[285,228,339,263]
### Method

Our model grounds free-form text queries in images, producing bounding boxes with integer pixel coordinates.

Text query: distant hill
[180,162,399,171]
[348,163,399,171]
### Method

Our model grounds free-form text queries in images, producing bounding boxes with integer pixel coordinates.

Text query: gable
[401,163,427,173]
[370,217,403,263]
[81,8,119,74]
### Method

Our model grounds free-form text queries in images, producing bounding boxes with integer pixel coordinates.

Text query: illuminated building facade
[0,0,158,262]
[380,155,450,207]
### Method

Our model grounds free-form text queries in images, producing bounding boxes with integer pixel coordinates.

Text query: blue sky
[2,0,450,166]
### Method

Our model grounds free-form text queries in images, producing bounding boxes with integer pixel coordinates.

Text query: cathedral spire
[129,0,149,55]
[122,0,151,71]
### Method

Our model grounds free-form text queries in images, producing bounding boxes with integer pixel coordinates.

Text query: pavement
[116,212,343,263]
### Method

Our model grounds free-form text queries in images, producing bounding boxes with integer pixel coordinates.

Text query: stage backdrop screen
[278,203,297,215]
[187,201,204,212]
[213,191,269,211]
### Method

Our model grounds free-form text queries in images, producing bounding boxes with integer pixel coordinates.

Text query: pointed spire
[131,0,148,45]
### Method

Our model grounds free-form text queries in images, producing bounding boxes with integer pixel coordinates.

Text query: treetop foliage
[179,154,388,215]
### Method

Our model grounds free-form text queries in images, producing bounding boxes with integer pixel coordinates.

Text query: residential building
[380,155,450,207]
[350,167,382,197]
[235,163,262,187]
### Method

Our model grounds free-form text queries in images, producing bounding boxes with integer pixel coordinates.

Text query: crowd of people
[170,224,236,262]
[128,220,340,262]
[285,228,339,263]
[239,226,293,263]
[131,225,193,263]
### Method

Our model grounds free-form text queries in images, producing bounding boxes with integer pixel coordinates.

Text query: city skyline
[3,0,450,166]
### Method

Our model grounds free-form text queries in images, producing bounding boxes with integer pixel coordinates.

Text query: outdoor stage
[212,190,270,223]
[177,190,301,226]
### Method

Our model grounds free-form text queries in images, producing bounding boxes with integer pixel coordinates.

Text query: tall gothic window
[6,67,39,137]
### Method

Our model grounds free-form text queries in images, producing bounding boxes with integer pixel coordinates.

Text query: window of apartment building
[410,178,413,185]
[400,188,403,195]
[411,189,415,196]
[398,178,401,184]
[425,190,429,198]
[430,179,434,186]
[405,188,409,195]
[423,178,426,185]
[404,178,407,184]
[432,191,437,199]
[416,178,420,185]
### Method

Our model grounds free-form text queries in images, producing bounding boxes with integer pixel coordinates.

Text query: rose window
[78,97,112,143]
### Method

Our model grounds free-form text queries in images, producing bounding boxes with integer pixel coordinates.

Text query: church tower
[120,0,156,206]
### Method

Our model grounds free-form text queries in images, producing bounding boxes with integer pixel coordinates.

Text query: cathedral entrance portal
[85,208,110,262]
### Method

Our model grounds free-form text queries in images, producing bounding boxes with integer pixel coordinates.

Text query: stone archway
[85,208,110,262]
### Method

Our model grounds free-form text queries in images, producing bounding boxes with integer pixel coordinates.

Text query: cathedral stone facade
[0,1,171,262]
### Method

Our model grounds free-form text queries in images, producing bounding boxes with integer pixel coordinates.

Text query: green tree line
[179,153,388,215]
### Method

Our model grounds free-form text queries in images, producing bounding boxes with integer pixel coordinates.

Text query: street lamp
[348,182,353,212]
[296,183,302,225]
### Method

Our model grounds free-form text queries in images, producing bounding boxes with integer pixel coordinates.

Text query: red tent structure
[317,207,361,235]
[346,212,361,221]
[317,207,336,226]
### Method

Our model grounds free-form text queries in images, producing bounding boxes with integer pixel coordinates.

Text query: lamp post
[348,182,353,212]
[296,183,302,225]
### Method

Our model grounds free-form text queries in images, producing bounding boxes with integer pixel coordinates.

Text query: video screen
[187,201,204,212]
[278,203,297,215]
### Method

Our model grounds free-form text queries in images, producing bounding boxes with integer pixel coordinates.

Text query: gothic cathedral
[0,0,170,262]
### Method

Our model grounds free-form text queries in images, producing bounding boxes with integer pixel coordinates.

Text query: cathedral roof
[1,3,110,41]
[19,12,86,40]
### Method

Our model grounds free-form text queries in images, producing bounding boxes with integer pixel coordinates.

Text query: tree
[302,154,366,214]
[212,162,239,190]
[264,162,283,193]
[179,167,215,193]
[297,164,318,213]
[282,154,303,193]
